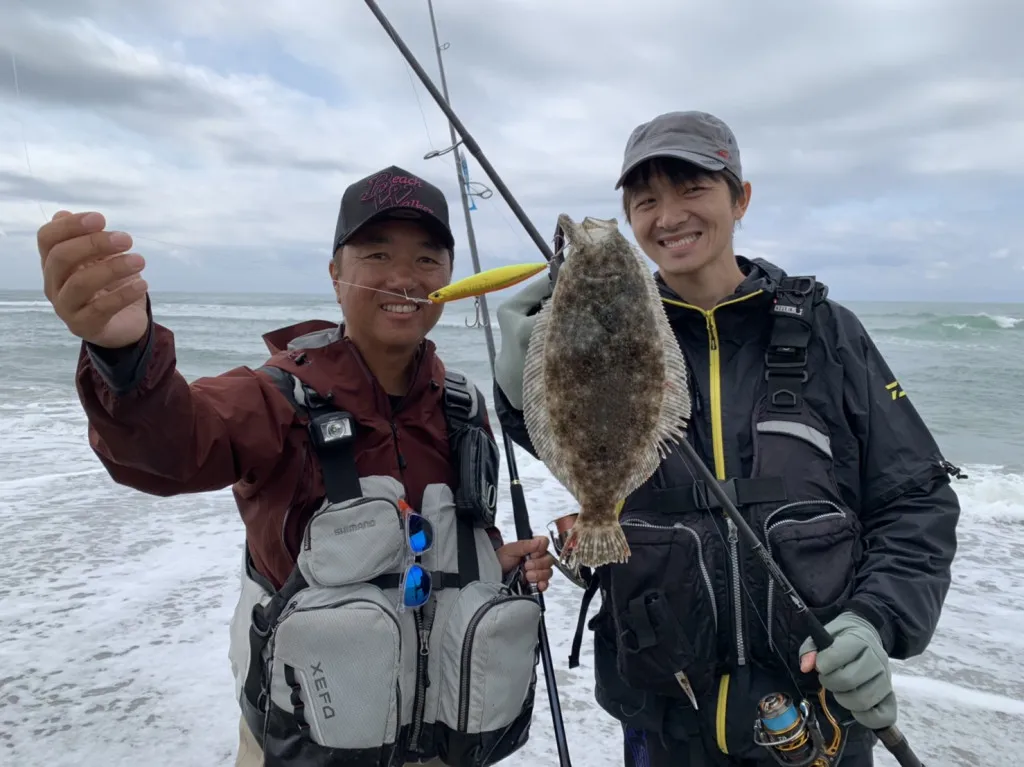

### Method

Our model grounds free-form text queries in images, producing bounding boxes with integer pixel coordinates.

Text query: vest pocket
[751,500,859,678]
[432,580,542,766]
[260,583,410,767]
[607,518,724,705]
[297,497,405,587]
[745,398,862,678]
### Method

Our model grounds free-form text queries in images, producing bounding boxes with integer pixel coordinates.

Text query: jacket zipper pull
[706,315,718,350]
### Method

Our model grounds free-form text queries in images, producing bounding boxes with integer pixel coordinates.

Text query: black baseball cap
[615,111,743,189]
[333,165,456,254]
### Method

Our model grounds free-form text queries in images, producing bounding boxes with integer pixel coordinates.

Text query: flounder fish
[522,214,692,569]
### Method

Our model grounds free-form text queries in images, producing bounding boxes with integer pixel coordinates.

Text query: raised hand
[38,211,150,348]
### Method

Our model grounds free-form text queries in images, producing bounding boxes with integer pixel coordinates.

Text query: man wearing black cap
[493,112,960,765]
[37,164,555,766]
[327,165,457,394]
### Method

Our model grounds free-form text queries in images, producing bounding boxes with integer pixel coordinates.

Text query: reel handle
[803,616,924,767]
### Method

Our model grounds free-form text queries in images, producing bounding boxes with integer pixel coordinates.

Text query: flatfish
[522,214,692,569]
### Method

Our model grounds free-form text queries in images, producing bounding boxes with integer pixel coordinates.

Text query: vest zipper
[701,302,751,670]
[726,519,745,665]
[409,609,432,751]
[388,401,429,752]
[456,593,534,730]
[660,292,763,758]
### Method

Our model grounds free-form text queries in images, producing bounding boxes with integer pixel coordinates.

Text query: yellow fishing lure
[429,262,548,304]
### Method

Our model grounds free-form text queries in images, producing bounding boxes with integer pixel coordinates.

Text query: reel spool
[753,692,844,767]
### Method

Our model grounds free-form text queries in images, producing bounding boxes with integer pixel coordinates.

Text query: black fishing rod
[362,0,555,265]
[361,3,572,766]
[675,436,926,767]
[361,3,924,766]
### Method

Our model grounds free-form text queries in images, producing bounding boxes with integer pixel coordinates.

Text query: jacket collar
[655,255,786,309]
[262,320,441,417]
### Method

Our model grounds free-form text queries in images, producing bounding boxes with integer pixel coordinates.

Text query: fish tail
[562,509,631,569]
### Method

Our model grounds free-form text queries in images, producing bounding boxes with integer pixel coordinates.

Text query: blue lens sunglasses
[397,503,434,613]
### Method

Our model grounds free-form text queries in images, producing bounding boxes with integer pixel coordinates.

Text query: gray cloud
[0,0,1019,301]
[0,170,134,207]
[0,9,234,122]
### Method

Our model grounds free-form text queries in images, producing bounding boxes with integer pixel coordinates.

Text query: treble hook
[465,296,484,328]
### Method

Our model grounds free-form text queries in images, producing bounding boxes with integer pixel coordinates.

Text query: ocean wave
[7,401,1016,528]
[0,299,479,330]
[873,312,1022,342]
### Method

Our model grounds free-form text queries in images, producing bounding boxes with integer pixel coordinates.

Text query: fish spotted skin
[522,214,691,568]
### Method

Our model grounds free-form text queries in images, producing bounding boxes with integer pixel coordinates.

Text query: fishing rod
[424,0,494,345]
[361,3,924,766]
[363,0,555,265]
[676,435,926,767]
[367,1,572,765]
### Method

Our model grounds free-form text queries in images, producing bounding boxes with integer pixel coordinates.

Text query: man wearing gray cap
[492,111,961,765]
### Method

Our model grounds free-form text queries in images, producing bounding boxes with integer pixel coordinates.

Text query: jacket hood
[655,255,791,305]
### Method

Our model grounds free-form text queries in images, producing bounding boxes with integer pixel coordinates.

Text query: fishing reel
[753,691,846,767]
[546,512,593,589]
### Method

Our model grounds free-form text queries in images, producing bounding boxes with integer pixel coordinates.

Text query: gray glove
[493,276,553,411]
[799,611,897,730]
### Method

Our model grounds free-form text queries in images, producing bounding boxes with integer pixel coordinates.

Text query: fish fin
[562,507,631,568]
[522,297,580,499]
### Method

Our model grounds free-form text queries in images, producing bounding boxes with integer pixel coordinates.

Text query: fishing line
[9,51,47,223]
[331,279,432,304]
[399,47,536,263]
[7,52,224,256]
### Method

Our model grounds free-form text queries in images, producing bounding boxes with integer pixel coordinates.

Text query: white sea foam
[1,401,1020,767]
[2,292,1022,766]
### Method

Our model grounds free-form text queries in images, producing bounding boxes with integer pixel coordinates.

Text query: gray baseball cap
[615,110,742,189]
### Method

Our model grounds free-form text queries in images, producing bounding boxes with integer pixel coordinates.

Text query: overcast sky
[1,0,1021,302]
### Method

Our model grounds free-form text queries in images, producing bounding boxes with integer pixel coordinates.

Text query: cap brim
[336,208,455,251]
[614,149,727,189]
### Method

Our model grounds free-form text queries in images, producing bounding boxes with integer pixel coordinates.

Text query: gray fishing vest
[227,366,541,767]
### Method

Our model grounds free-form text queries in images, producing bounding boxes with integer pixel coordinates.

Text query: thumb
[528,535,549,553]
[507,536,547,557]
[799,650,817,674]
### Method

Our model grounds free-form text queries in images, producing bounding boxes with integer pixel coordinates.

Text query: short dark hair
[620,157,746,224]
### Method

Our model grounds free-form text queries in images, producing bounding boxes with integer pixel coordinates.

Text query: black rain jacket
[493,255,961,759]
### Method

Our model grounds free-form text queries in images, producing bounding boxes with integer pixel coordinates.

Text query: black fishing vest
[570,275,865,761]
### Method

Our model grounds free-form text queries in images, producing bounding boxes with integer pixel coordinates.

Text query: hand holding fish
[522,214,691,570]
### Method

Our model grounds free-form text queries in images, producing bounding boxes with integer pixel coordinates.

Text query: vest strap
[369,570,464,591]
[457,514,481,584]
[764,276,824,413]
[652,477,787,514]
[244,566,310,713]
[253,362,489,593]
[568,576,601,669]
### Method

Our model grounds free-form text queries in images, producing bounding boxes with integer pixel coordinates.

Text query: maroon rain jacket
[75,311,501,590]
